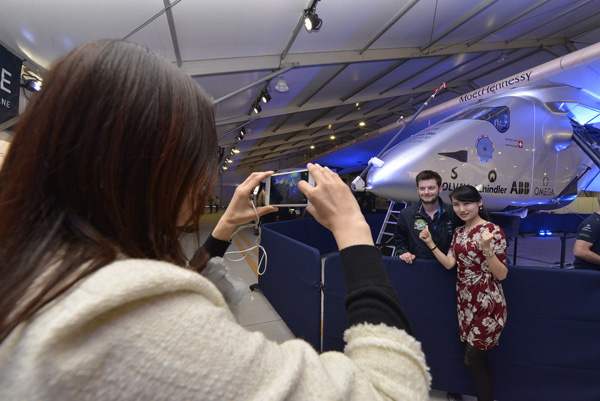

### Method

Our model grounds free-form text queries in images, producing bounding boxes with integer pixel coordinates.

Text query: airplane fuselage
[366,87,596,212]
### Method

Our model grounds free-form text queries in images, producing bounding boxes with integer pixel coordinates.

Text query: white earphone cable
[224,199,268,275]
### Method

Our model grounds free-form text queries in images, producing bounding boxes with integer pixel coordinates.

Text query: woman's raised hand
[212,171,278,241]
[480,229,497,253]
[298,163,372,249]
[419,225,432,245]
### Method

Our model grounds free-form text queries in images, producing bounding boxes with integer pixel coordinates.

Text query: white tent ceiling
[2,0,600,176]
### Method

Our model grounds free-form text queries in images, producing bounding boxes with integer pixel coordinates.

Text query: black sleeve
[202,235,231,258]
[393,211,410,256]
[189,235,231,273]
[340,245,413,334]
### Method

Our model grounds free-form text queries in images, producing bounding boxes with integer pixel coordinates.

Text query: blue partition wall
[258,224,322,350]
[515,213,589,234]
[322,255,600,401]
[258,215,600,400]
[257,214,385,351]
[493,266,600,401]
[322,256,474,395]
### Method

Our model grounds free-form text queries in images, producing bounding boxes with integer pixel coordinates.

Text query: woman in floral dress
[419,184,508,401]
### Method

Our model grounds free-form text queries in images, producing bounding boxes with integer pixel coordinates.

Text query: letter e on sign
[1,68,12,94]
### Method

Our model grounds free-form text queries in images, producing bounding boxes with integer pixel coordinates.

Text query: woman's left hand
[212,172,278,241]
[480,229,496,253]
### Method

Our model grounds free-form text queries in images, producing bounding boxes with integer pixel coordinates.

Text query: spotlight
[225,158,233,164]
[310,145,315,149]
[252,102,262,114]
[358,121,366,127]
[21,76,42,92]
[232,147,240,154]
[274,75,289,93]
[222,166,228,170]
[261,90,271,104]
[237,129,246,142]
[330,135,336,140]
[497,52,509,63]
[304,12,322,31]
[304,0,323,33]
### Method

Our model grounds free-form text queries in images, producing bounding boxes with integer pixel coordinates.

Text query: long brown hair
[0,39,217,342]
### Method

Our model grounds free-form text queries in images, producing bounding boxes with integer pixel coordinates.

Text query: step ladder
[376,201,406,256]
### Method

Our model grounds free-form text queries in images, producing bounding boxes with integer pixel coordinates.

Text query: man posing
[573,195,600,271]
[394,170,455,264]
[393,170,461,401]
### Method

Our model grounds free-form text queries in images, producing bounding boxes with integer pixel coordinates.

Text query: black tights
[464,344,494,401]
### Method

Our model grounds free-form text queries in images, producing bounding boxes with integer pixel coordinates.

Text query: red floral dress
[448,222,507,350]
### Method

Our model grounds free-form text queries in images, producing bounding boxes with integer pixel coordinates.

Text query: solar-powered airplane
[347,41,600,215]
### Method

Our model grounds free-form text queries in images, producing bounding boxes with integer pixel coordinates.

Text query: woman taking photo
[0,39,429,400]
[419,185,508,401]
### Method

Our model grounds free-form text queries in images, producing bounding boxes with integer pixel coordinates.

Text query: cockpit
[446,106,510,133]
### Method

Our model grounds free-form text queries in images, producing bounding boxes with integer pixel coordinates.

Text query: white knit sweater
[0,259,430,400]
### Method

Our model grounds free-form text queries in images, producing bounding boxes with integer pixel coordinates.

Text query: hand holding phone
[264,169,314,207]
[212,171,278,241]
[298,163,373,249]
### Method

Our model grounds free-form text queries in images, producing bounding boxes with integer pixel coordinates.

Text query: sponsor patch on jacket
[414,219,427,231]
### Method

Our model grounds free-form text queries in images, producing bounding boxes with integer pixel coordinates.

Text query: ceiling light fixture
[330,135,336,140]
[310,145,315,149]
[237,129,246,141]
[358,121,366,127]
[21,76,42,92]
[252,102,262,114]
[261,90,272,104]
[303,0,323,32]
[274,75,289,93]
[232,148,240,154]
[497,52,509,63]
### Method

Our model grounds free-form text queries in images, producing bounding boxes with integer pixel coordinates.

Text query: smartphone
[265,168,314,207]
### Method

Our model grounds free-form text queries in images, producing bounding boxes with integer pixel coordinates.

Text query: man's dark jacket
[393,199,455,259]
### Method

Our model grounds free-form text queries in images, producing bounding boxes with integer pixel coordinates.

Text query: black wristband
[203,235,231,258]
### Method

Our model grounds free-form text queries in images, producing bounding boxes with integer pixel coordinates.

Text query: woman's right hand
[419,225,433,246]
[298,163,372,249]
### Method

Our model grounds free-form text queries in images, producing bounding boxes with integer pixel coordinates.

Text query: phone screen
[268,170,309,206]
